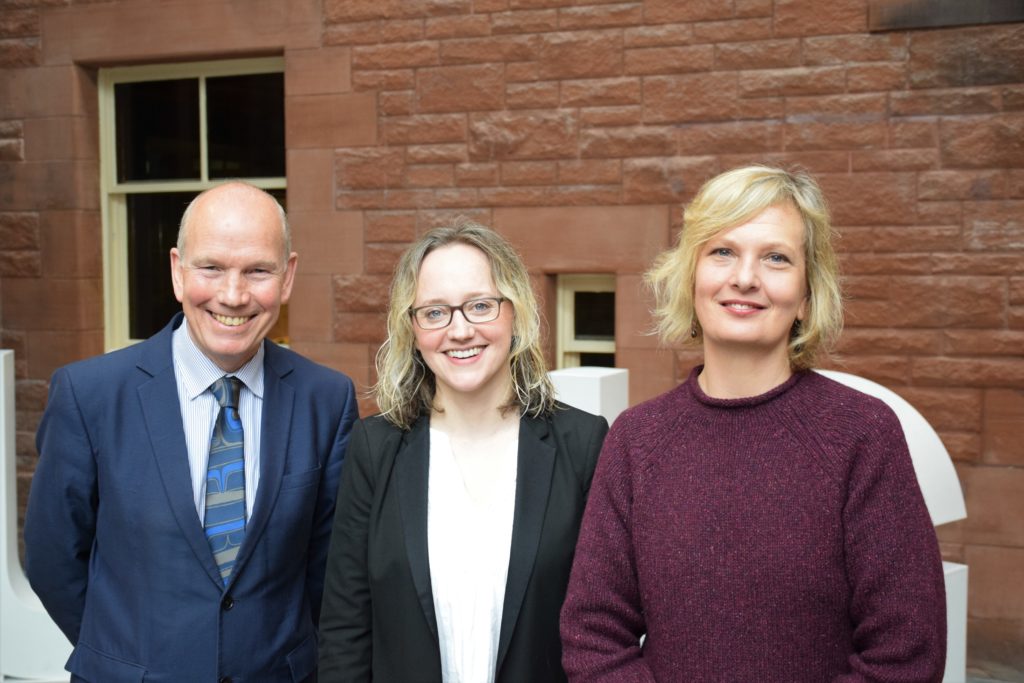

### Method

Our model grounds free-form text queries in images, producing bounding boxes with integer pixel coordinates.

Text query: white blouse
[427,428,518,683]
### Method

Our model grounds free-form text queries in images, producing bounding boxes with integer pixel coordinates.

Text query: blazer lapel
[394,417,437,640]
[230,341,294,585]
[137,318,224,587]
[496,415,556,671]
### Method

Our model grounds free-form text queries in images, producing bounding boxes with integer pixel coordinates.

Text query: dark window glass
[115,80,200,181]
[127,192,196,339]
[579,353,616,368]
[574,291,615,341]
[207,73,285,178]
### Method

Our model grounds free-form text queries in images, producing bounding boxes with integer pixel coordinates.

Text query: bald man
[25,182,358,682]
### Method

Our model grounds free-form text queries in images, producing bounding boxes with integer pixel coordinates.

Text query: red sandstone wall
[1,0,1022,674]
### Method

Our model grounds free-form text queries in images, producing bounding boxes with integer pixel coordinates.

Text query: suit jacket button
[221,595,234,610]
[219,677,232,683]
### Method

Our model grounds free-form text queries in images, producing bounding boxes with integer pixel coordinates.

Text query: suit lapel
[137,317,224,587]
[230,341,294,584]
[394,417,437,640]
[496,415,556,671]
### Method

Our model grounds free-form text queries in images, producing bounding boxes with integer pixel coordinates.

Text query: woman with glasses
[319,220,609,682]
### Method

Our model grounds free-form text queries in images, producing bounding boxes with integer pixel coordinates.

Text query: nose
[218,271,251,307]
[730,255,760,291]
[446,308,474,340]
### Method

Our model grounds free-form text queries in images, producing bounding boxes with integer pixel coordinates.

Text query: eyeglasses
[410,297,506,330]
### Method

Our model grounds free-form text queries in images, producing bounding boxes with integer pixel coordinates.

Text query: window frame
[98,57,286,351]
[556,274,616,369]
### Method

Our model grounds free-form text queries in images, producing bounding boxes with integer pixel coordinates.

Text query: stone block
[982,389,1024,466]
[691,17,772,43]
[624,44,713,75]
[333,274,392,314]
[714,39,800,70]
[580,126,675,157]
[417,63,504,113]
[384,114,467,145]
[285,46,351,96]
[287,149,335,214]
[772,0,866,37]
[962,200,1024,250]
[468,110,578,160]
[424,14,492,38]
[324,19,424,46]
[643,73,738,123]
[557,159,621,185]
[491,9,558,34]
[643,0,732,23]
[352,41,439,69]
[285,92,377,149]
[493,204,669,273]
[506,81,560,109]
[40,210,100,278]
[25,329,104,380]
[23,115,97,161]
[909,24,1024,89]
[623,23,694,48]
[846,276,1006,329]
[739,66,846,97]
[579,106,642,127]
[940,114,1024,169]
[558,3,644,31]
[335,148,406,190]
[440,35,536,64]
[290,210,363,276]
[535,30,622,79]
[817,172,917,226]
[561,77,641,107]
[287,273,333,343]
[622,156,718,203]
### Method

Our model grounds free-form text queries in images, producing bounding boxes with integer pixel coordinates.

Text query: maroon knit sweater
[561,367,946,682]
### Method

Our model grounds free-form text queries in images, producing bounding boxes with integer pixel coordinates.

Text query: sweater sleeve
[835,406,947,683]
[560,418,656,683]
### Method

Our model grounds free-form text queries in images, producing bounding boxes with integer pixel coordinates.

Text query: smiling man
[25,181,358,682]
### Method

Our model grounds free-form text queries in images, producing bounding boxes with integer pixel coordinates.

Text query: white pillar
[0,350,71,682]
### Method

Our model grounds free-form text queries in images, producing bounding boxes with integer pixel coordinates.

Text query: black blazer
[318,405,608,682]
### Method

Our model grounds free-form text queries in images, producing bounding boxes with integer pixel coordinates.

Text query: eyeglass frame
[409,297,508,330]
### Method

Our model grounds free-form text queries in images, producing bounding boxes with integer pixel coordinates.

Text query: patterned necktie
[205,376,246,585]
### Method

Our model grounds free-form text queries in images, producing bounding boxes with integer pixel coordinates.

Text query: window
[868,0,1024,31]
[98,57,286,350]
[556,275,616,368]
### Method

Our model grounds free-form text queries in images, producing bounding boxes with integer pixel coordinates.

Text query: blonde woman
[560,166,946,681]
[319,221,608,682]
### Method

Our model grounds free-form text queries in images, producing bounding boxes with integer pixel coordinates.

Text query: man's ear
[170,248,185,303]
[280,252,299,304]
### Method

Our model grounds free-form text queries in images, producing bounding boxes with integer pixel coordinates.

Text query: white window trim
[98,57,285,351]
[556,274,616,369]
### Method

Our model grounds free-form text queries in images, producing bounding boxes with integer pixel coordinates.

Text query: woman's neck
[432,381,517,439]
[698,345,793,399]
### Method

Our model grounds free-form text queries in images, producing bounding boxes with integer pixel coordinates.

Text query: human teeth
[213,313,249,326]
[447,348,481,359]
[726,303,758,310]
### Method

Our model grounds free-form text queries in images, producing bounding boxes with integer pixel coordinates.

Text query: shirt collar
[172,318,265,400]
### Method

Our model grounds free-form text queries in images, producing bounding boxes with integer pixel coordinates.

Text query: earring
[690,322,699,338]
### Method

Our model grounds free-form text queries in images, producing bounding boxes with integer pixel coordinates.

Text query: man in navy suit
[25,181,358,682]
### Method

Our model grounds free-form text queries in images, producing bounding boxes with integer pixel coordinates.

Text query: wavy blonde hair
[375,219,556,429]
[646,165,843,370]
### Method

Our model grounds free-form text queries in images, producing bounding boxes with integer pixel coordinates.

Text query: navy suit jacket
[318,407,608,682]
[25,314,358,683]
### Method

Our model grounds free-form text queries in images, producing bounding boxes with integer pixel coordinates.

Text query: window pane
[579,352,615,368]
[115,79,200,181]
[207,73,285,178]
[574,291,615,341]
[127,192,195,339]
